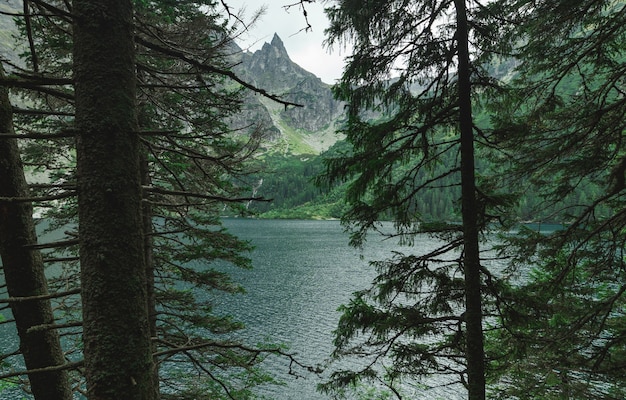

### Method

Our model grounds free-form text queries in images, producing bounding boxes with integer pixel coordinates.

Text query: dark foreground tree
[318,1,509,399]
[73,0,155,398]
[0,62,71,400]
[0,1,307,398]
[486,1,626,398]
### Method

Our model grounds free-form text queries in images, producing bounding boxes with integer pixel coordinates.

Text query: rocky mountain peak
[242,33,310,90]
[269,33,289,57]
[256,33,291,62]
[234,33,345,154]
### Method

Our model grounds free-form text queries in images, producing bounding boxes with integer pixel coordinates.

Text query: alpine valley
[0,6,599,221]
[230,33,351,219]
[231,34,604,222]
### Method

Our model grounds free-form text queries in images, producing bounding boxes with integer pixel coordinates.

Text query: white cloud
[222,0,346,84]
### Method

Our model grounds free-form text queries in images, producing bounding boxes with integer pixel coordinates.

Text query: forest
[0,1,624,400]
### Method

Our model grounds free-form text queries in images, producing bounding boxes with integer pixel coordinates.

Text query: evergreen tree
[0,62,71,400]
[318,1,508,399]
[486,0,626,398]
[73,0,155,398]
[0,0,305,398]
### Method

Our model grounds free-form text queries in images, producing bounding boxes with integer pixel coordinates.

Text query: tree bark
[0,63,72,400]
[141,151,160,400]
[73,1,155,399]
[454,0,486,399]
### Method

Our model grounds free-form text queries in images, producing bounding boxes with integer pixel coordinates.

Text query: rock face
[235,34,345,154]
[241,34,310,92]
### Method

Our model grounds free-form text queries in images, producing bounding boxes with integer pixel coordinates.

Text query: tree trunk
[454,0,486,399]
[141,151,160,400]
[0,64,72,400]
[73,1,155,399]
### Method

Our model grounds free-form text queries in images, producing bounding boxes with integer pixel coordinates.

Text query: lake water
[216,219,466,399]
[0,218,467,399]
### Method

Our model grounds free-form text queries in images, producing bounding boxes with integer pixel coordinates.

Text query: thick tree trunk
[0,65,72,400]
[73,1,155,399]
[454,0,486,399]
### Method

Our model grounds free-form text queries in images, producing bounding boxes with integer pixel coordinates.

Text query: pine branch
[0,288,81,304]
[144,186,270,203]
[0,191,77,203]
[0,361,83,380]
[153,339,321,375]
[42,256,79,263]
[0,76,73,99]
[11,107,74,117]
[137,129,178,137]
[135,36,303,109]
[28,0,73,20]
[27,321,82,334]
[24,238,79,250]
[30,183,76,189]
[0,131,74,139]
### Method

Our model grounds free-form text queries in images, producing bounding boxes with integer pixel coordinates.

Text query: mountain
[234,34,345,155]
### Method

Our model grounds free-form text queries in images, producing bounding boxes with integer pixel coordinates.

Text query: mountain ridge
[234,33,345,155]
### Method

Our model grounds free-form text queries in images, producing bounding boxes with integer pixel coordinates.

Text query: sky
[221,1,347,84]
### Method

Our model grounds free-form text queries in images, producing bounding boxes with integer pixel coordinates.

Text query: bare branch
[0,361,83,380]
[23,1,39,72]
[135,36,303,109]
[283,0,315,34]
[0,288,81,304]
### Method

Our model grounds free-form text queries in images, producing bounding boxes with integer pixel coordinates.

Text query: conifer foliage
[486,1,626,398]
[0,1,300,399]
[318,1,505,399]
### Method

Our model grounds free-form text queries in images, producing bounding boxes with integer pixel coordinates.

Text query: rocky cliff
[235,34,345,155]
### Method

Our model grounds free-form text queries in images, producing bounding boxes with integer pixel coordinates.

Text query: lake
[215,218,466,399]
[0,218,467,399]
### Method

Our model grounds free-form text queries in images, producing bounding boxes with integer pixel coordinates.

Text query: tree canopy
[0,0,305,398]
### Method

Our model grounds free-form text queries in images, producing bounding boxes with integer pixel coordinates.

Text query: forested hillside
[227,32,605,223]
[250,109,606,223]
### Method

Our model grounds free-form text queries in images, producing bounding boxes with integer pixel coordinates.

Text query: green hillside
[250,113,608,223]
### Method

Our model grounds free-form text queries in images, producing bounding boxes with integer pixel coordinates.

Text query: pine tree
[318,1,508,399]
[73,0,155,398]
[0,62,71,400]
[486,0,626,398]
[0,1,304,398]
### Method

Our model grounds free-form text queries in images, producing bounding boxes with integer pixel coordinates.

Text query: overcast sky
[222,1,347,84]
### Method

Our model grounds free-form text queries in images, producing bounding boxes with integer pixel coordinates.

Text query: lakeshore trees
[0,0,300,398]
[2,0,625,398]
[319,0,626,399]
[485,0,626,398]
[317,1,508,399]
[0,62,72,400]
